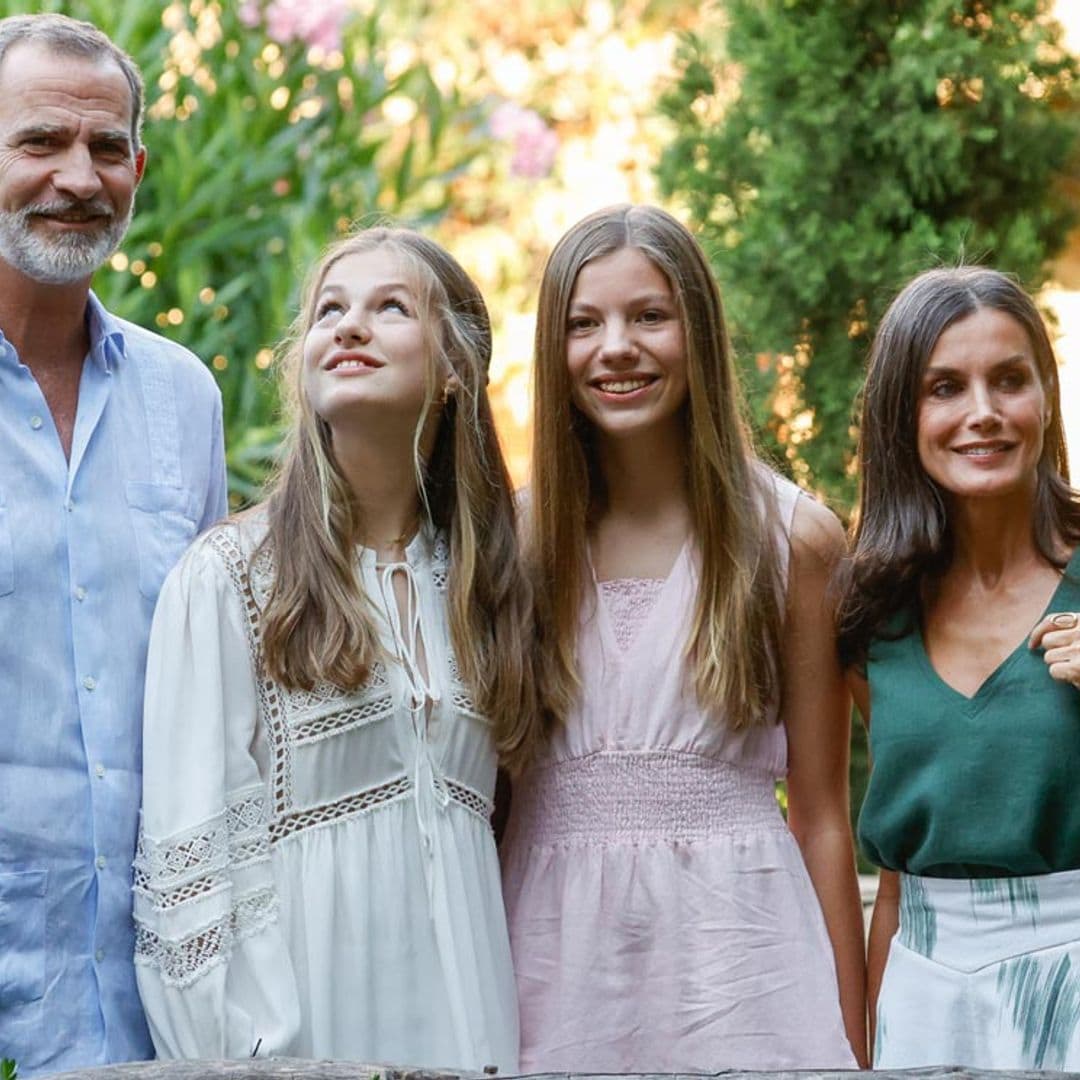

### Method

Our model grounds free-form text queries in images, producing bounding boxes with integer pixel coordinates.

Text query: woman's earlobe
[442,375,460,405]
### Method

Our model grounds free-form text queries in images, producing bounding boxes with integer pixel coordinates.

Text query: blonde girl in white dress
[133,227,533,1068]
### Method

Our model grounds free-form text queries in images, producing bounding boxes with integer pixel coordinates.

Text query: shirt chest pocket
[0,870,46,1005]
[0,499,12,597]
[126,481,197,600]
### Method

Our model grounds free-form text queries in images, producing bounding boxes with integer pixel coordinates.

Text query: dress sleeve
[198,390,229,532]
[133,537,301,1058]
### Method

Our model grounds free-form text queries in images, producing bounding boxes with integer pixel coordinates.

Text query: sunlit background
[11,0,1075,493]
[468,0,1080,486]
[1045,0,1080,477]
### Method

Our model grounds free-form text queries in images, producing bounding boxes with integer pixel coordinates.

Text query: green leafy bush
[659,0,1080,504]
[4,0,487,502]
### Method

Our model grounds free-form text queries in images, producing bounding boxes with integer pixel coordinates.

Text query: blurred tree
[379,0,699,482]
[0,0,703,492]
[659,0,1080,505]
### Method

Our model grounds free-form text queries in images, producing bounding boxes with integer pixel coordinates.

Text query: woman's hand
[1029,612,1080,686]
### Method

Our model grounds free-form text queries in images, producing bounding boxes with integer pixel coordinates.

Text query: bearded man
[0,14,226,1076]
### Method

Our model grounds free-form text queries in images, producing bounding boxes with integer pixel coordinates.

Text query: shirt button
[94,763,105,779]
[95,948,105,963]
[95,854,106,870]
[29,415,43,429]
[66,500,74,512]
[75,586,87,602]
[83,675,96,691]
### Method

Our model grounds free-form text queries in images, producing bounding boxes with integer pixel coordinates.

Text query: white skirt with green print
[876,869,1080,1069]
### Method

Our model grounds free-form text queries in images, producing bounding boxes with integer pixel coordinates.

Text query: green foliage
[659,0,1080,505]
[1,1058,17,1080]
[1,0,486,503]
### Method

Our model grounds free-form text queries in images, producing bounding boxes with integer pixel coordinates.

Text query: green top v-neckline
[913,550,1080,712]
[859,549,1080,878]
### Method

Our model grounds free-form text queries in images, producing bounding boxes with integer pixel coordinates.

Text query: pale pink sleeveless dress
[501,477,856,1071]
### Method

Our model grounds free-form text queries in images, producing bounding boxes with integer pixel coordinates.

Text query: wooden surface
[47,1063,1068,1080]
[50,1064,475,1080]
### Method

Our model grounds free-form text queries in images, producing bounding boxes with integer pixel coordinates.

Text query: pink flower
[238,0,261,29]
[511,125,559,179]
[489,102,558,179]
[489,101,529,140]
[264,0,350,52]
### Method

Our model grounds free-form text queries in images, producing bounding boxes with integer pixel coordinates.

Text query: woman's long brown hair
[835,266,1080,671]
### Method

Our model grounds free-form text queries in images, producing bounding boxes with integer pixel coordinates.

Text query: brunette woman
[501,204,865,1071]
[133,227,532,1067]
[837,266,1080,1068]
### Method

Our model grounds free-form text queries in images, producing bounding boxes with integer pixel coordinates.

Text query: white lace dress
[133,518,518,1069]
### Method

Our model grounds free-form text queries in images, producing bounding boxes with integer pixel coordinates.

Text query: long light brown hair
[836,266,1080,670]
[258,226,537,769]
[530,204,785,735]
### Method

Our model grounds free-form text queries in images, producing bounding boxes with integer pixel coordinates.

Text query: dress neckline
[914,546,1080,707]
[590,541,691,663]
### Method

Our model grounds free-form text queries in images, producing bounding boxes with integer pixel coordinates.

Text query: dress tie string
[377,560,449,902]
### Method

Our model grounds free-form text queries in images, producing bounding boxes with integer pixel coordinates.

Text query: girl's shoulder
[790,492,846,567]
[172,505,274,602]
[196,505,270,560]
[751,463,845,570]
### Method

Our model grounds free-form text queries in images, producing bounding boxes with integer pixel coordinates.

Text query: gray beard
[0,200,132,285]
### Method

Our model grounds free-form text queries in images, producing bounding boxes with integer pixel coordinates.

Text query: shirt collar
[85,292,127,375]
[0,290,126,373]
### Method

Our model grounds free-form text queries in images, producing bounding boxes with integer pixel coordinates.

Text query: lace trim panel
[444,777,493,824]
[445,650,488,722]
[268,774,493,842]
[134,886,278,988]
[227,787,271,869]
[285,660,390,721]
[285,661,388,715]
[134,816,227,896]
[269,775,413,843]
[207,528,405,817]
[207,528,295,818]
[431,533,450,591]
[135,785,271,910]
[290,688,396,746]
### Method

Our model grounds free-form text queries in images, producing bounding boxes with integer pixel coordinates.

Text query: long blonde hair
[258,226,537,769]
[530,204,785,735]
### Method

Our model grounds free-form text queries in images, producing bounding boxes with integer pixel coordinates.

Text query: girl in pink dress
[501,205,865,1071]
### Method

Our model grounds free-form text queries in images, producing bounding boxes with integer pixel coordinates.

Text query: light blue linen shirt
[0,293,227,1076]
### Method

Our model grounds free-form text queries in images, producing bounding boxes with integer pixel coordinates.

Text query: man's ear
[134,146,147,186]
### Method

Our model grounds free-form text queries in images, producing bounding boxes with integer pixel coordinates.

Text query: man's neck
[0,261,92,369]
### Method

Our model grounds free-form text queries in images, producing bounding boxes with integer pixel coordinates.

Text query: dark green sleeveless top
[857,551,1080,878]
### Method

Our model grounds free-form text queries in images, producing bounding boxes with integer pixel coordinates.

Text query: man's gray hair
[0,13,144,150]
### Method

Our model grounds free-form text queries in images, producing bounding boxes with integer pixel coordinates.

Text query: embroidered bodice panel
[211,522,492,829]
[598,578,664,652]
